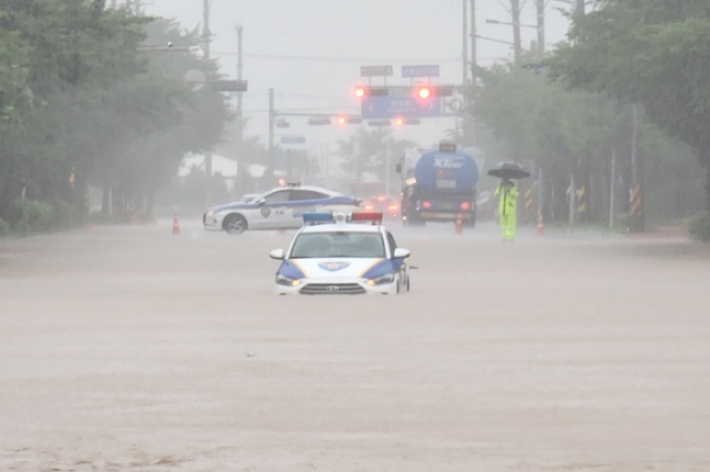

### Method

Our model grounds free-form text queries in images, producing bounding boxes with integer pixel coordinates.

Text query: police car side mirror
[270,249,285,260]
[257,198,266,206]
[393,248,411,259]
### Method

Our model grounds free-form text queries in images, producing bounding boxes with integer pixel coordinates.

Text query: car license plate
[436,179,456,189]
[439,202,454,210]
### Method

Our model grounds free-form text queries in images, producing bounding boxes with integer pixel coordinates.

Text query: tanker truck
[398,143,480,227]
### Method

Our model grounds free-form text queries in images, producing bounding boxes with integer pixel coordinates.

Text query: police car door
[287,190,329,228]
[254,189,292,229]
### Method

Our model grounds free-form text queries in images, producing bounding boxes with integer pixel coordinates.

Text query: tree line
[0,0,231,233]
[464,0,710,233]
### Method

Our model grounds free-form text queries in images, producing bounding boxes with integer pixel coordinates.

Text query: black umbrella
[487,161,531,180]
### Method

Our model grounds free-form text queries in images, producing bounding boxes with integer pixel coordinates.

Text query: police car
[203,185,361,235]
[269,212,412,295]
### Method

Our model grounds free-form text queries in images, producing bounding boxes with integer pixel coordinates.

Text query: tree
[550,0,710,208]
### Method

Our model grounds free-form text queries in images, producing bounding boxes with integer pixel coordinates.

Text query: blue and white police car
[269,212,412,295]
[203,185,361,235]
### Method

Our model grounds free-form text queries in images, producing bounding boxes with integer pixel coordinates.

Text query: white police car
[203,185,361,235]
[269,212,412,295]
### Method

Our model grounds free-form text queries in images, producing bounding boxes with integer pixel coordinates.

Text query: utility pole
[536,0,545,56]
[462,0,468,88]
[202,0,212,206]
[235,24,244,199]
[469,0,478,146]
[511,0,522,66]
[470,0,477,82]
[576,0,586,15]
[268,88,275,180]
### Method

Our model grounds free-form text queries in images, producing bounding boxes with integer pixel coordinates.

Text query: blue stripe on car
[361,258,405,280]
[277,260,306,280]
[213,196,358,213]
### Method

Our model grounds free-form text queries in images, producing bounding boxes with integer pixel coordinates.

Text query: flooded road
[1,221,709,471]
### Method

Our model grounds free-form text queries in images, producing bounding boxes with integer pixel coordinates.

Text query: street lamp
[485,19,537,30]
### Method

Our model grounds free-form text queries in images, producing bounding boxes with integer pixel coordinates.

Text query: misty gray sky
[142,0,573,153]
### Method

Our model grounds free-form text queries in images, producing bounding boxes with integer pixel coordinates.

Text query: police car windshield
[290,232,385,259]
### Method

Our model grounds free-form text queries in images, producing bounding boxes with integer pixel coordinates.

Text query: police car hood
[291,258,384,280]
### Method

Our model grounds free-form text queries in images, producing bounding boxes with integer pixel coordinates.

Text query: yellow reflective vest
[495,183,519,216]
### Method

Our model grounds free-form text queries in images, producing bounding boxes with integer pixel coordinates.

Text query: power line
[212,51,462,64]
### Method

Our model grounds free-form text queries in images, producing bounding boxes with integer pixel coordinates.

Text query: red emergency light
[350,212,383,224]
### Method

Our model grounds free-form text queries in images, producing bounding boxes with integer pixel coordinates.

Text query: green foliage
[550,0,710,206]
[0,5,232,226]
[686,212,710,242]
[468,63,704,225]
[8,200,55,234]
[338,128,416,181]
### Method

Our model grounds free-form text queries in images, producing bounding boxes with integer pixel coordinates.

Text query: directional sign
[360,65,393,77]
[402,65,440,78]
[280,136,306,145]
[361,96,442,119]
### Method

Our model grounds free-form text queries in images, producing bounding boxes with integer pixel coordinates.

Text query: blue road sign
[402,65,440,78]
[361,96,442,119]
[280,136,306,145]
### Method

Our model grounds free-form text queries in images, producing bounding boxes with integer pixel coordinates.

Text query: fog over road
[1,222,709,471]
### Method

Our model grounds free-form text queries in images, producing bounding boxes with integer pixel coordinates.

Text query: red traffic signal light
[353,85,388,99]
[393,117,421,127]
[416,86,432,100]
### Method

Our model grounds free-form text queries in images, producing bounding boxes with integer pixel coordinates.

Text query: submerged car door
[287,190,330,228]
[253,190,292,229]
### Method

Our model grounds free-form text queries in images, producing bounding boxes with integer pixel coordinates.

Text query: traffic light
[415,85,432,100]
[335,115,363,126]
[308,117,331,126]
[353,85,388,99]
[393,117,421,127]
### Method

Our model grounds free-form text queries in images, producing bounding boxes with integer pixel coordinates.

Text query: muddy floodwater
[1,221,709,471]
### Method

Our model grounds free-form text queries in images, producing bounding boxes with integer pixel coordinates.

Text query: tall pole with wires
[511,0,522,66]
[462,0,468,88]
[536,0,545,56]
[235,24,244,199]
[203,0,213,206]
[469,0,478,146]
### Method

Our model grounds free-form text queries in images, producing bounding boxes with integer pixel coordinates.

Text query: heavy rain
[1,1,710,471]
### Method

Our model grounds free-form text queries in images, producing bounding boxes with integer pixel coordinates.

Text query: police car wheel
[223,214,247,235]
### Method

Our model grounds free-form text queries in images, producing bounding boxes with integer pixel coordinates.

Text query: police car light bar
[302,212,334,224]
[350,212,383,224]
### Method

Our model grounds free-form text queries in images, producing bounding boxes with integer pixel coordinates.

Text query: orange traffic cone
[536,211,545,236]
[172,214,181,236]
[455,213,463,235]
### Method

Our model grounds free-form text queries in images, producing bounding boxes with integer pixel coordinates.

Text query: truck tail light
[422,201,432,209]
[460,202,471,210]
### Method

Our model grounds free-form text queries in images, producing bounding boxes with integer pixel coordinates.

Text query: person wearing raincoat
[495,178,518,241]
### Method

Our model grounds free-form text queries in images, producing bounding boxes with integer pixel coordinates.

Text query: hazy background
[144,0,572,148]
